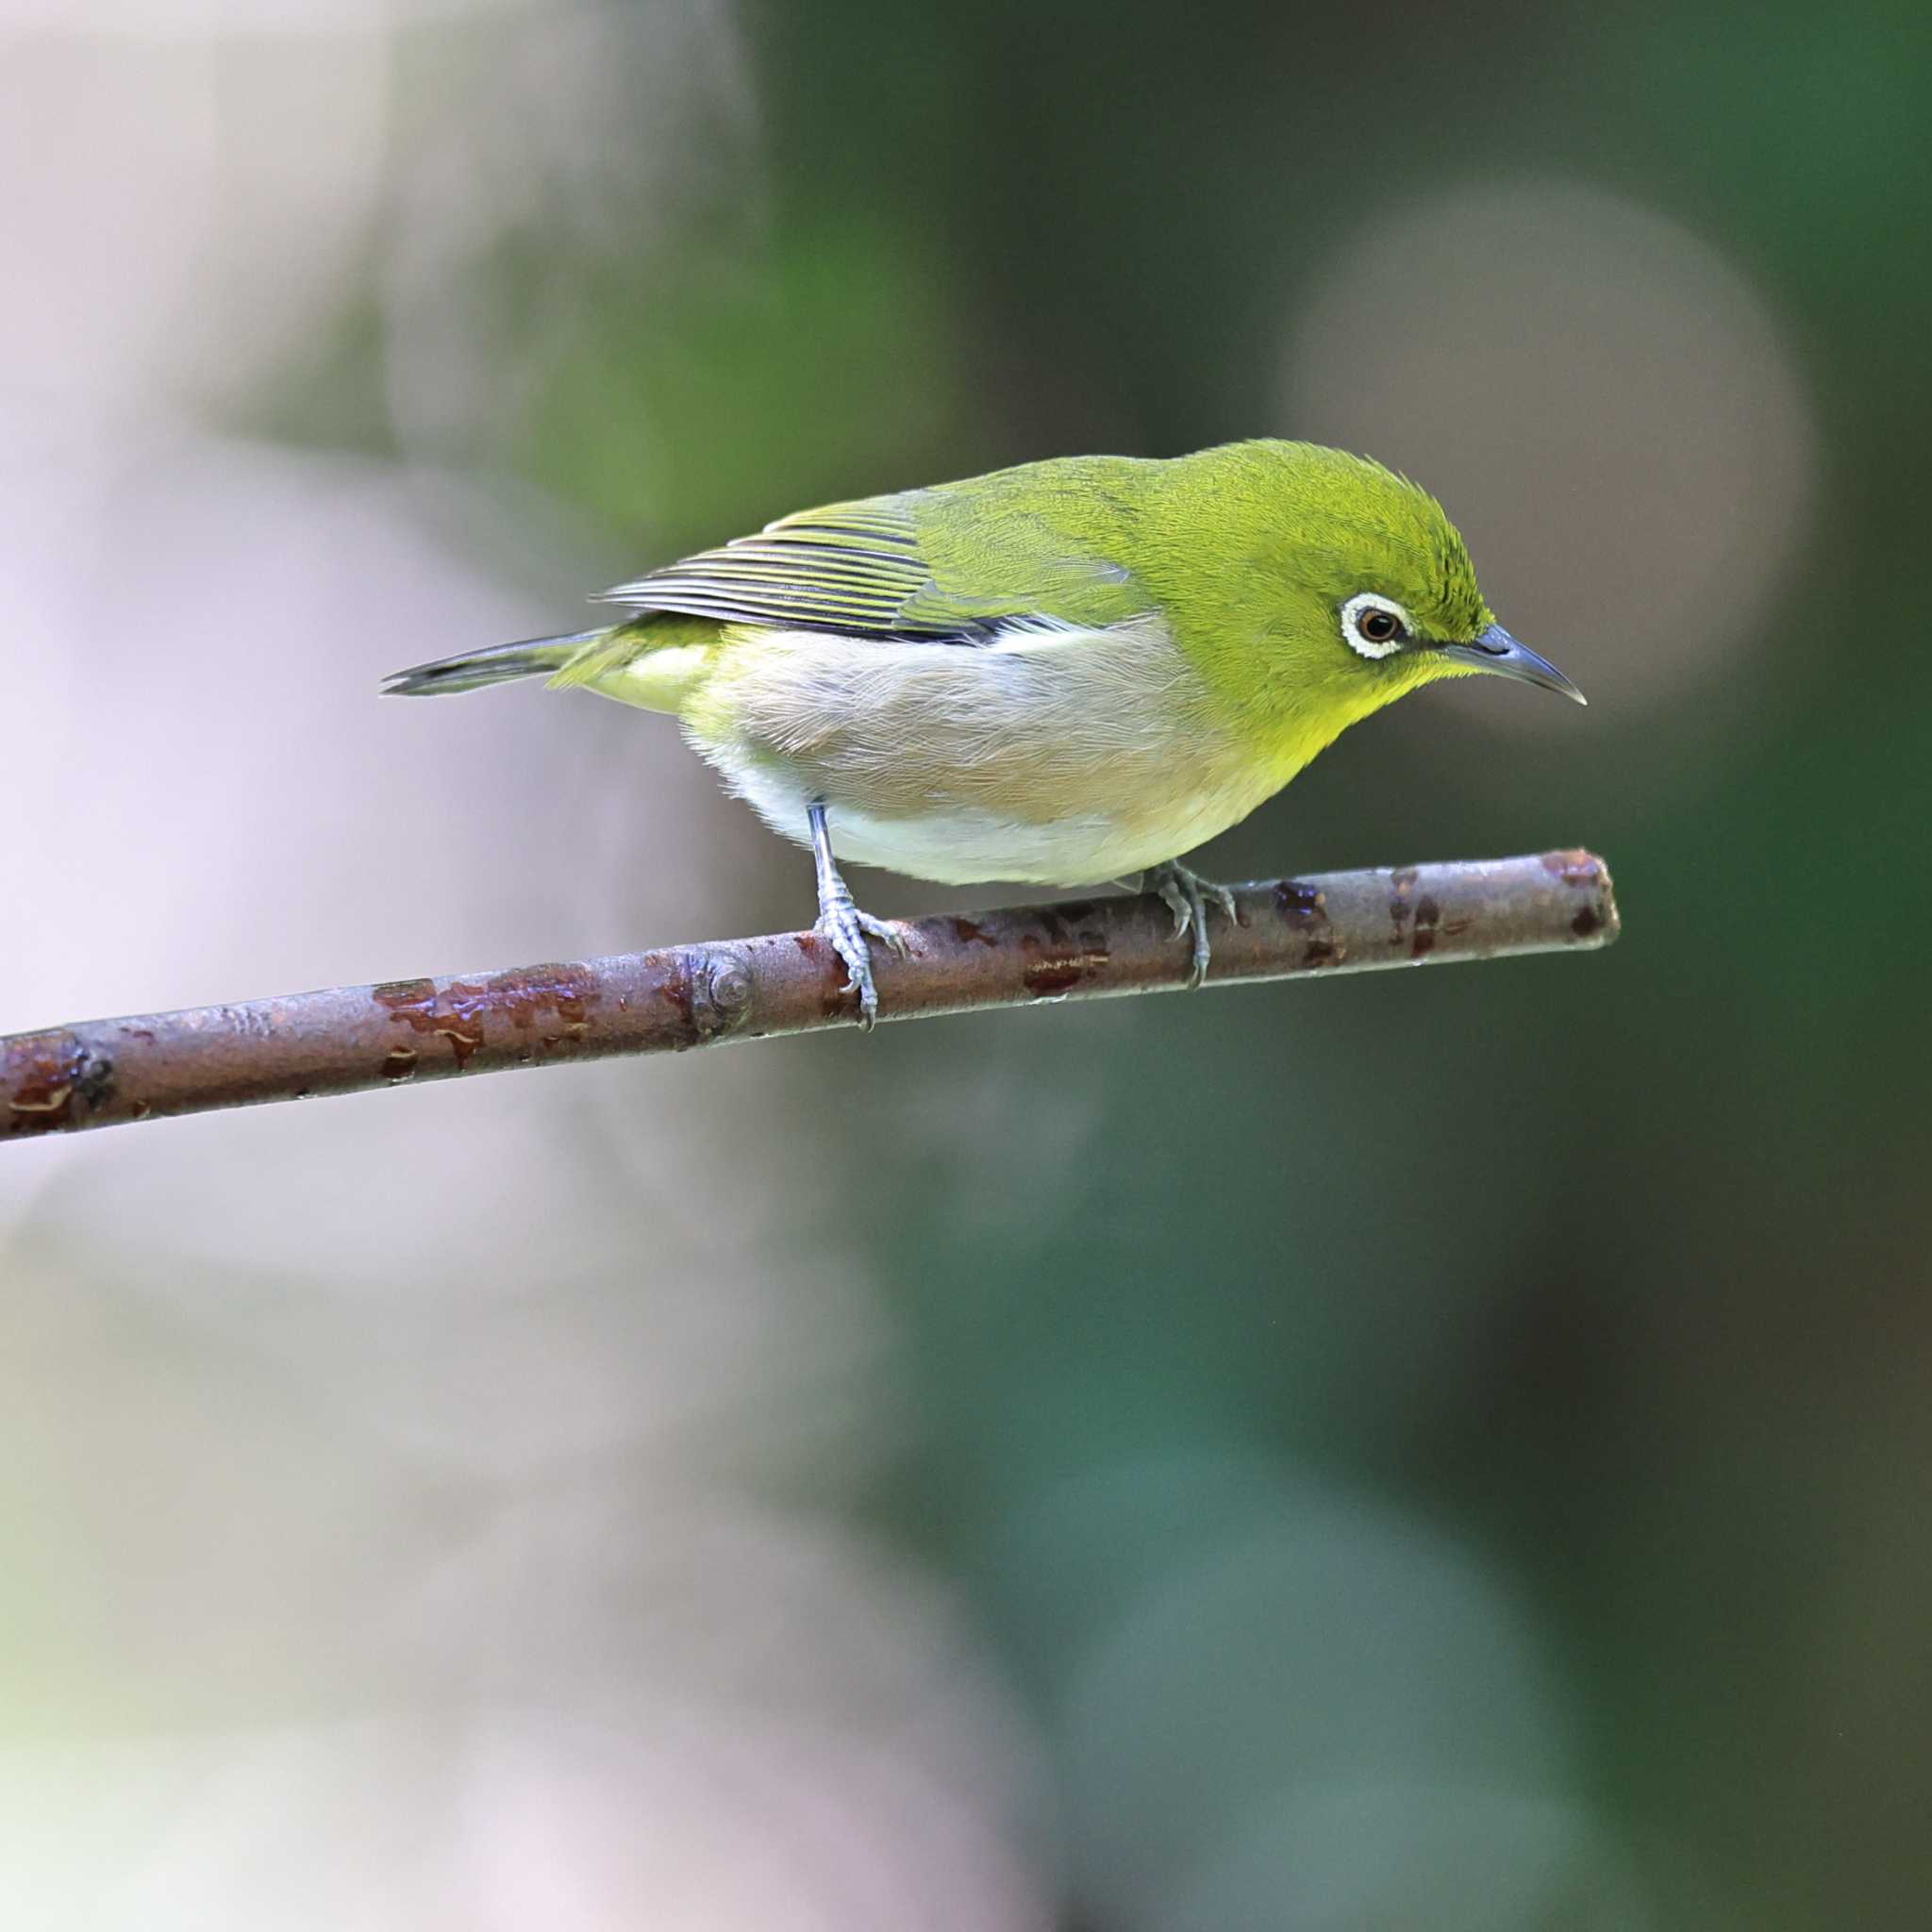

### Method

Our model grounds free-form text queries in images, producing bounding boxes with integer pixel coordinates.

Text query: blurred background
[2,1,1927,1924]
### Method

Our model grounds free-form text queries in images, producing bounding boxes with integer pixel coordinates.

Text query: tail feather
[381,628,608,697]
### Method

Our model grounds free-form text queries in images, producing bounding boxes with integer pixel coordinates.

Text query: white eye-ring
[1341,592,1414,661]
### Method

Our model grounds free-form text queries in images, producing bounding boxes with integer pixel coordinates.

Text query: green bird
[386,440,1584,1023]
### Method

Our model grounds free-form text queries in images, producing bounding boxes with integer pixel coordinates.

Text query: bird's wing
[595,475,1154,642]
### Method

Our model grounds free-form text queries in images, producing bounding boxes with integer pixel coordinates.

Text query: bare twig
[1,851,1617,1141]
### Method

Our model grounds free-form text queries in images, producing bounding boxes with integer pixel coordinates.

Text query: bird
[385,439,1584,1024]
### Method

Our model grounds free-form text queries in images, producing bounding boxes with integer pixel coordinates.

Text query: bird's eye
[1340,592,1414,661]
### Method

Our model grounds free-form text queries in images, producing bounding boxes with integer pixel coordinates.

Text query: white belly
[675,618,1283,887]
[707,751,1256,886]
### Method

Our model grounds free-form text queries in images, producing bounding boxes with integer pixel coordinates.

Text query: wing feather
[595,466,1158,642]
[596,497,958,637]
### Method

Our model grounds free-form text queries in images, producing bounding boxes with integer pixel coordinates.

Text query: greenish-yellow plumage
[387,439,1583,1020]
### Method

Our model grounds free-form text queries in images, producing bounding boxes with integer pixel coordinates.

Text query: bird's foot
[1145,860,1240,988]
[815,893,908,1029]
[808,799,908,1029]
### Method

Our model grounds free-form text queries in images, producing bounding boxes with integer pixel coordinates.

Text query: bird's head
[1162,441,1584,754]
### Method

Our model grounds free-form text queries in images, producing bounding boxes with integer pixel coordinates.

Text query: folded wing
[595,476,1152,644]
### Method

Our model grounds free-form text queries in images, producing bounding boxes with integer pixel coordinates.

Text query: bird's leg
[808,800,908,1029]
[1144,859,1241,989]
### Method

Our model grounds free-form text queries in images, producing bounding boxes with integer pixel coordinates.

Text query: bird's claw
[815,901,907,1029]
[1146,861,1240,988]
[862,911,913,960]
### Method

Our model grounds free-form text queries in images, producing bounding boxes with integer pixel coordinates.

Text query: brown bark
[1,850,1618,1141]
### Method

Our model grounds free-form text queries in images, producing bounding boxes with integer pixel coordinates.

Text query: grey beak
[1439,624,1588,706]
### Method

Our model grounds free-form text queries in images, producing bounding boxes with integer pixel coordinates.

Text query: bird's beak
[1439,624,1588,706]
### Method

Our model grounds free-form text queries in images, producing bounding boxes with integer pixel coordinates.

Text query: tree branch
[2,850,1617,1141]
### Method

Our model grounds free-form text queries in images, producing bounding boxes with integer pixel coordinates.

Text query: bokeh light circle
[1280,180,1815,717]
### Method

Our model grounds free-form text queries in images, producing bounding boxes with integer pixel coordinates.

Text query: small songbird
[386,440,1583,1023]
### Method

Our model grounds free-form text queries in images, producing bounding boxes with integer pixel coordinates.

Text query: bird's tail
[380,628,609,697]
